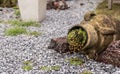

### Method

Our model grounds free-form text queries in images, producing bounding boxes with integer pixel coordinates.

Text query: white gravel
[0,0,120,74]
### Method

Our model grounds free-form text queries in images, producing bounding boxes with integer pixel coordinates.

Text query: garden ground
[0,0,120,74]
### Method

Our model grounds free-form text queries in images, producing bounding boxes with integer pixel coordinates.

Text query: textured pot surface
[67,14,120,59]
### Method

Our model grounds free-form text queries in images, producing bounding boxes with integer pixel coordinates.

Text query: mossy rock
[0,0,17,7]
[95,0,120,20]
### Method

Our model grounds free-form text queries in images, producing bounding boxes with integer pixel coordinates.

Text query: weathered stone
[97,40,120,67]
[47,0,69,10]
[48,37,70,53]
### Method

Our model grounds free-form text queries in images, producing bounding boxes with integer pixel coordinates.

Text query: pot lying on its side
[67,13,120,59]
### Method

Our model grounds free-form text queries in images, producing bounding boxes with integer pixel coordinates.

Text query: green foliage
[5,27,27,36]
[22,65,33,71]
[15,9,20,16]
[67,28,87,46]
[82,70,93,74]
[67,28,87,52]
[40,65,60,71]
[95,0,120,20]
[0,0,17,7]
[28,31,41,37]
[8,20,40,27]
[51,66,61,71]
[13,6,19,10]
[66,57,84,66]
[22,61,33,71]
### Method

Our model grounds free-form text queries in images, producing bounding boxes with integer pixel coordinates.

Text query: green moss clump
[22,65,33,71]
[51,66,61,71]
[82,70,93,74]
[5,27,27,36]
[95,0,120,20]
[22,61,33,71]
[66,57,84,66]
[67,28,87,52]
[68,28,87,46]
[40,66,51,71]
[8,20,40,27]
[0,0,17,7]
[15,9,20,16]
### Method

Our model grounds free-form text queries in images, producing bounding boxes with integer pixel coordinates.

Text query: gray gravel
[0,0,120,74]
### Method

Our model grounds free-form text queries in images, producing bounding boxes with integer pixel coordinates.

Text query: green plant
[67,28,87,52]
[40,66,51,71]
[22,61,33,71]
[5,27,27,36]
[51,66,61,71]
[0,0,17,7]
[28,31,41,37]
[13,5,19,9]
[66,57,84,66]
[67,28,87,46]
[15,9,20,16]
[8,20,40,27]
[82,70,93,74]
[22,65,33,71]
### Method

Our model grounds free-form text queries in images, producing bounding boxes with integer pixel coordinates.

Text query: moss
[13,6,19,10]
[67,28,87,52]
[40,66,51,71]
[81,70,93,74]
[66,57,84,66]
[15,9,20,16]
[22,65,33,71]
[51,66,61,71]
[68,28,87,46]
[22,61,33,71]
[95,1,120,20]
[5,27,27,36]
[0,0,17,7]
[40,65,60,71]
[8,20,40,27]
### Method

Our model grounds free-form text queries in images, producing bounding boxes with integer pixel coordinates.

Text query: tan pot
[68,14,120,59]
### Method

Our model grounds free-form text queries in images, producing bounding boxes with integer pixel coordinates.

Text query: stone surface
[48,37,70,53]
[0,0,120,74]
[97,40,120,67]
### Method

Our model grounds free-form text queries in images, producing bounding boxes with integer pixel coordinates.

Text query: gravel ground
[0,0,120,74]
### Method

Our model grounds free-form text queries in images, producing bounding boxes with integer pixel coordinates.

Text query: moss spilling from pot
[67,28,87,52]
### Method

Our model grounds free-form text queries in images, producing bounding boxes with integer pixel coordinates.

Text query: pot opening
[67,26,88,52]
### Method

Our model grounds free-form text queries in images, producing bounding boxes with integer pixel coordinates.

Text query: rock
[47,0,69,10]
[80,3,84,6]
[0,0,17,7]
[48,37,70,53]
[97,40,120,67]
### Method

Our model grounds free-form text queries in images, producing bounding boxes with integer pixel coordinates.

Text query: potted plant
[18,0,47,22]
